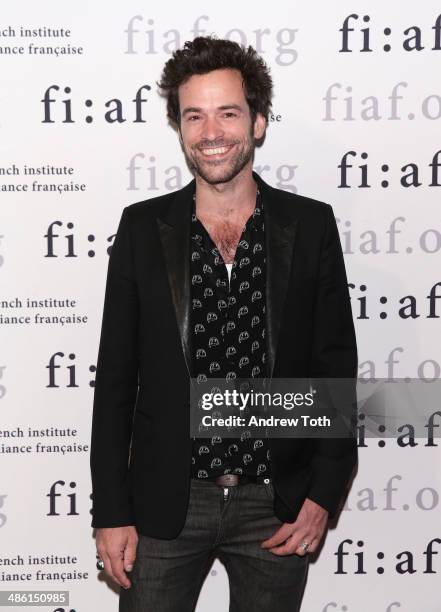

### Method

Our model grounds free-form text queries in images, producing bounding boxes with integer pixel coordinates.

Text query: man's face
[178,68,266,185]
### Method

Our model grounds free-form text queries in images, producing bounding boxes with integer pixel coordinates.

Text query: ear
[253,112,266,140]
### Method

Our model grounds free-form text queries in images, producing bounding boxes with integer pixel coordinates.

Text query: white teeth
[201,146,231,156]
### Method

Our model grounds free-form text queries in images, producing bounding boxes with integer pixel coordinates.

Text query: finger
[290,531,317,556]
[101,552,118,585]
[269,531,311,557]
[261,522,297,549]
[295,536,317,555]
[295,534,320,555]
[123,539,138,572]
[96,546,106,565]
[109,552,131,589]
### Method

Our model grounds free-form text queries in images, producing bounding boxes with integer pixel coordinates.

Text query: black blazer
[90,171,358,538]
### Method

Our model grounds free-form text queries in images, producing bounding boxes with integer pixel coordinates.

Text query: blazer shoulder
[122,190,177,223]
[274,184,332,211]
[266,182,334,224]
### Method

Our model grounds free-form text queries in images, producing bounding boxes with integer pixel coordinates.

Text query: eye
[223,112,237,118]
[187,115,200,122]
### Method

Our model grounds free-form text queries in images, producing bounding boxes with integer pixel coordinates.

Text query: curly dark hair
[157,35,273,128]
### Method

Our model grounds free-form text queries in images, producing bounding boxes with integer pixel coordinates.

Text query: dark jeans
[119,478,309,612]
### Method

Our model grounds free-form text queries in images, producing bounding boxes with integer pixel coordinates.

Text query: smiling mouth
[198,144,235,157]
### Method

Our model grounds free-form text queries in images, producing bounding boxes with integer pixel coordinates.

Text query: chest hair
[202,218,244,264]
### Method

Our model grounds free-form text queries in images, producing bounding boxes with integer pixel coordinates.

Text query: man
[90,36,358,612]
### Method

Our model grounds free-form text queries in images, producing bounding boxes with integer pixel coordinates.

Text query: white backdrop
[1,2,441,611]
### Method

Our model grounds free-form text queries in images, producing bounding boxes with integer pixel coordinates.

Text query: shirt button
[264,478,271,484]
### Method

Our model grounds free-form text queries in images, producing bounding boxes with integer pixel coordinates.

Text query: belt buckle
[214,474,240,487]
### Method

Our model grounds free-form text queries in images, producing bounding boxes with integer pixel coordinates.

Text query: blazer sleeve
[306,203,358,519]
[90,206,139,528]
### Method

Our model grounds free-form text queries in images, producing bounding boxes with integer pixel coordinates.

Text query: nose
[201,114,225,143]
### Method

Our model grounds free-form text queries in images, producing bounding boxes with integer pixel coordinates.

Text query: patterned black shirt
[190,188,272,479]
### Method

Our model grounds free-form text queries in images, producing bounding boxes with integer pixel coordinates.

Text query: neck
[194,163,257,222]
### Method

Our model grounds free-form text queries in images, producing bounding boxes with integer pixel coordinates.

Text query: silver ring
[301,540,309,552]
[96,557,105,570]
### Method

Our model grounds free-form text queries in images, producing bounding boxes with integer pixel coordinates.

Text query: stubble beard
[184,129,256,186]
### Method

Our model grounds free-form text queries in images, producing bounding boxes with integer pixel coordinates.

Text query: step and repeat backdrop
[1,2,440,611]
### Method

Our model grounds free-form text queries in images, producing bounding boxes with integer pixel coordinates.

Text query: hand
[96,526,138,589]
[260,497,328,556]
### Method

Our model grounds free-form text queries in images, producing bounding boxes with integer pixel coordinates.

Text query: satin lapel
[156,180,195,379]
[254,172,298,380]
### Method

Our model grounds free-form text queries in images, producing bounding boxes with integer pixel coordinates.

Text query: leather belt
[208,474,272,487]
